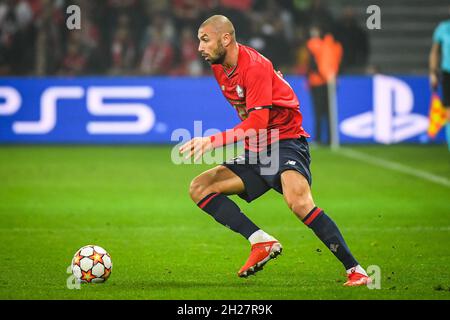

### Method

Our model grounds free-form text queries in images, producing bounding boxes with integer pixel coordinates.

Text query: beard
[208,41,226,65]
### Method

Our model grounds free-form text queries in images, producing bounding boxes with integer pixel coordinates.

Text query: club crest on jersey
[236,85,245,98]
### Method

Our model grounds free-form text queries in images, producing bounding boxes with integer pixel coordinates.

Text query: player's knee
[189,177,215,204]
[189,178,205,203]
[287,196,315,220]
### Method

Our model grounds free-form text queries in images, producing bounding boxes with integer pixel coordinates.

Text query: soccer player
[179,15,371,286]
[430,14,450,151]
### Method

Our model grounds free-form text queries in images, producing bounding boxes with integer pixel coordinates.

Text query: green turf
[0,145,449,299]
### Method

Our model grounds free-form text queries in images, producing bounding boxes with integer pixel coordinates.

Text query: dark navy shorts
[222,137,312,203]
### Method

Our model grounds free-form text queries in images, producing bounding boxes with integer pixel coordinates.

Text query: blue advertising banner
[0,75,445,144]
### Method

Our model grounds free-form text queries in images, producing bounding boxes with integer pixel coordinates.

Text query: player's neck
[222,42,239,69]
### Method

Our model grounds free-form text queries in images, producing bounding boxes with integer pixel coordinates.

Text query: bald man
[180,15,371,286]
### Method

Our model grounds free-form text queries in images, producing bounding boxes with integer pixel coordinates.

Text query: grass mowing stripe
[338,148,450,188]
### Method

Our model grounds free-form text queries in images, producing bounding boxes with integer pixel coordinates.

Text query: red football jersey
[211,44,309,150]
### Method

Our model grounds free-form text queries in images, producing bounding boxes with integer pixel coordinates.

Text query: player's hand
[430,72,439,90]
[179,137,213,162]
[276,70,284,78]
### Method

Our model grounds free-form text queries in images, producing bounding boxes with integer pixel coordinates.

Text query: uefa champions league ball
[71,245,112,283]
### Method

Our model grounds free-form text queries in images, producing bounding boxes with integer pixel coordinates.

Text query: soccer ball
[71,245,112,283]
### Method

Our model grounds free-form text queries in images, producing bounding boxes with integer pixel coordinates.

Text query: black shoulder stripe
[247,105,272,113]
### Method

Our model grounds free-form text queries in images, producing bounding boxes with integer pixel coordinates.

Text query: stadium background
[0,0,449,300]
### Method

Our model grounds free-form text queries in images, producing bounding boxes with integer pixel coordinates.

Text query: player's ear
[222,33,231,47]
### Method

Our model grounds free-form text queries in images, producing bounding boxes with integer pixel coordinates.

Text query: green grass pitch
[0,144,449,299]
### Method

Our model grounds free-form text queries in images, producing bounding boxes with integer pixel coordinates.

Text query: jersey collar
[222,43,242,78]
[223,64,238,78]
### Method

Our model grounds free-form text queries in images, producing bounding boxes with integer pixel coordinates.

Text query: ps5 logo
[340,75,428,144]
[0,86,155,134]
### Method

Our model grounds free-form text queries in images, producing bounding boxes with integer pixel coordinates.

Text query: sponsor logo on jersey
[236,85,244,98]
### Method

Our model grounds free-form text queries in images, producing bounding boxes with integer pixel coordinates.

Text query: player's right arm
[178,107,269,161]
[209,108,270,148]
[179,136,214,161]
[209,62,273,148]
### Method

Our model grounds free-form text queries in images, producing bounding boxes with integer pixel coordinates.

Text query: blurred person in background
[0,0,36,75]
[34,0,65,75]
[255,0,293,71]
[104,0,145,71]
[110,14,136,75]
[58,36,87,75]
[172,0,210,30]
[304,0,334,34]
[291,25,309,75]
[76,0,104,74]
[58,0,102,75]
[430,11,450,151]
[306,25,342,146]
[145,0,171,13]
[140,10,175,51]
[139,27,174,75]
[216,0,253,41]
[334,6,369,74]
[0,0,20,75]
[171,26,203,75]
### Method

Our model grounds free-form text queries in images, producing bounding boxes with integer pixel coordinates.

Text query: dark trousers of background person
[311,84,331,145]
